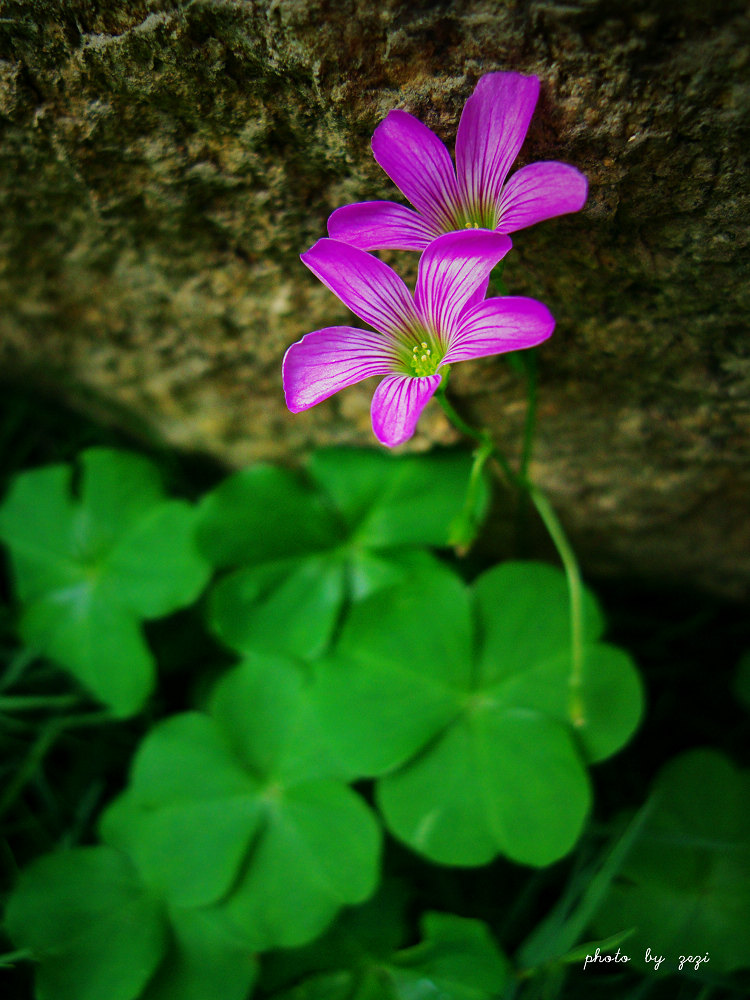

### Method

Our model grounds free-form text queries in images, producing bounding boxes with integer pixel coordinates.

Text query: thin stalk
[527,485,586,728]
[436,388,517,484]
[437,387,586,727]
[0,693,81,713]
[448,435,495,554]
[0,647,36,692]
[0,723,60,818]
[0,710,113,818]
[0,949,33,967]
[435,379,484,445]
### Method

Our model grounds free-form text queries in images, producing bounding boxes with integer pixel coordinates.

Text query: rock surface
[1,0,748,597]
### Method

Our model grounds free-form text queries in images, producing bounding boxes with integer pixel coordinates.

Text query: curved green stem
[0,949,33,967]
[526,486,585,727]
[0,723,59,818]
[435,378,483,444]
[436,385,517,484]
[437,385,586,727]
[0,693,81,713]
[448,435,495,554]
[0,710,114,819]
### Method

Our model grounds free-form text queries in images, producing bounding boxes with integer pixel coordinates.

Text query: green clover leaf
[100,655,381,952]
[0,449,211,715]
[4,846,259,1000]
[592,749,750,973]
[259,881,410,995]
[198,448,484,659]
[305,447,488,550]
[100,712,265,909]
[195,464,340,568]
[4,846,168,1000]
[311,561,643,867]
[378,709,590,868]
[139,903,259,1000]
[266,908,510,1000]
[389,912,511,999]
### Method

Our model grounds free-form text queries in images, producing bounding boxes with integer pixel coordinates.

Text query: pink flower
[328,72,587,251]
[283,231,554,447]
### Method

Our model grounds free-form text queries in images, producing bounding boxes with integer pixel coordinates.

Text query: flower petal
[302,239,419,336]
[443,296,555,364]
[414,230,512,339]
[497,162,588,233]
[327,201,440,251]
[370,374,442,447]
[371,110,461,230]
[464,274,491,314]
[455,73,540,214]
[283,326,395,412]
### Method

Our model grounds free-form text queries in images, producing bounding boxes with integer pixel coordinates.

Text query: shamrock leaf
[311,561,643,867]
[207,553,348,661]
[4,846,168,1000]
[266,909,510,1000]
[99,712,265,909]
[139,903,259,1000]
[195,463,340,568]
[389,912,511,999]
[100,655,381,952]
[305,447,488,550]
[0,449,210,715]
[198,448,484,659]
[4,846,259,1000]
[259,881,410,995]
[591,749,750,973]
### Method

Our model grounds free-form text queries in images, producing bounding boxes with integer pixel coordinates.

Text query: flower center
[409,341,441,377]
[458,198,498,231]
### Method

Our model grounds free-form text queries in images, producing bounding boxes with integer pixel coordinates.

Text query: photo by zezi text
[583,947,710,972]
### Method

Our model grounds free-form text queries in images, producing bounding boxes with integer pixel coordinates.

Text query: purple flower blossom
[283,231,554,447]
[328,72,587,251]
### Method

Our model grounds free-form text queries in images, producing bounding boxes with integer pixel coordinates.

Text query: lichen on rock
[1,0,748,597]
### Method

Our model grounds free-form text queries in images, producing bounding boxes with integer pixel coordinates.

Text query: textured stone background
[0,0,748,597]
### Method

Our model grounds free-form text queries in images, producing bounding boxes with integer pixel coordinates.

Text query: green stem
[0,693,81,713]
[526,487,586,728]
[447,435,495,553]
[0,948,33,967]
[435,378,484,445]
[435,387,518,484]
[0,647,35,692]
[0,710,114,819]
[0,724,60,818]
[436,384,513,553]
[437,386,586,728]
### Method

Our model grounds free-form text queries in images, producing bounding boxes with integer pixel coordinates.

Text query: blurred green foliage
[0,395,748,1000]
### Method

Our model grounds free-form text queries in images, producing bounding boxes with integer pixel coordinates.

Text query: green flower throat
[409,341,442,377]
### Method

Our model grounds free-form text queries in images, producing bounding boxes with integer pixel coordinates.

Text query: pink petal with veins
[455,73,540,214]
[414,230,512,339]
[372,110,461,231]
[444,296,554,364]
[283,326,395,412]
[370,373,442,447]
[497,162,588,233]
[301,239,419,336]
[327,201,439,251]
